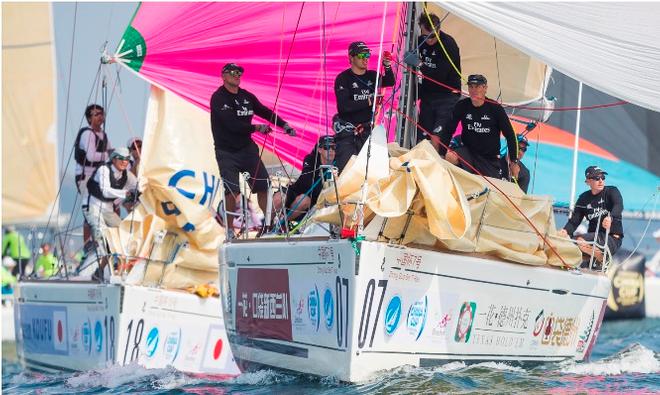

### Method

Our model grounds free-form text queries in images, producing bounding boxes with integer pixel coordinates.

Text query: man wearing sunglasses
[333,41,395,172]
[439,74,518,179]
[559,166,624,266]
[272,135,337,224]
[210,63,297,233]
[501,134,531,193]
[416,13,461,149]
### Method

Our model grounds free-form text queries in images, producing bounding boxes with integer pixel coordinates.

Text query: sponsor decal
[213,338,223,360]
[236,268,292,341]
[432,313,452,337]
[94,320,103,353]
[406,295,428,340]
[454,301,476,343]
[384,295,402,336]
[183,342,202,364]
[163,329,182,363]
[82,320,92,354]
[293,294,307,330]
[308,285,320,332]
[323,287,334,330]
[532,310,579,348]
[146,327,160,358]
[607,269,644,311]
[576,311,595,353]
[18,305,68,355]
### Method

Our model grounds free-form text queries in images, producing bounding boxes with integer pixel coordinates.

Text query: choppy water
[3,318,659,394]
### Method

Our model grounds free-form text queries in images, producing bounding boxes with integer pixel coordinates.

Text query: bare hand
[254,124,272,134]
[602,216,612,230]
[557,229,569,238]
[445,150,459,165]
[509,161,521,178]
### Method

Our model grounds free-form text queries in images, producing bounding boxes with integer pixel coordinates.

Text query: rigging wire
[58,2,79,181]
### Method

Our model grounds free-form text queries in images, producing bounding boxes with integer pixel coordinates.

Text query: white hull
[646,276,660,318]
[222,238,611,382]
[14,281,239,376]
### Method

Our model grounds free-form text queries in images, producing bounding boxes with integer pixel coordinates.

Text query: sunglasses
[320,145,336,151]
[225,70,243,77]
[589,176,606,181]
[355,52,371,59]
[114,156,130,161]
[91,112,104,117]
[519,146,527,152]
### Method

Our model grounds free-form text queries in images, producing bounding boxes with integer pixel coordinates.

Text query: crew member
[416,12,461,148]
[210,63,297,233]
[502,134,531,193]
[439,74,518,179]
[333,41,395,172]
[2,226,31,277]
[272,135,337,223]
[558,166,624,265]
[34,243,58,279]
[74,104,112,243]
[127,137,142,177]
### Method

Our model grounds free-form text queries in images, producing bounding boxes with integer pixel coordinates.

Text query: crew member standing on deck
[558,166,624,266]
[416,12,461,148]
[439,74,518,179]
[210,63,296,234]
[333,41,395,172]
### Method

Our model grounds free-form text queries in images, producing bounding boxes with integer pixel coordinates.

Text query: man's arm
[334,73,368,118]
[606,187,624,232]
[438,104,461,156]
[563,202,585,236]
[497,106,518,162]
[98,167,128,200]
[381,66,395,87]
[251,93,288,129]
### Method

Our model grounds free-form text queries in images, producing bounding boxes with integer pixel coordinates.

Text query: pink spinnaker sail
[116,2,402,168]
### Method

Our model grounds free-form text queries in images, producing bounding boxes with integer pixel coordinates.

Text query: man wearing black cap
[272,135,337,223]
[416,12,461,148]
[333,41,395,172]
[210,63,297,232]
[438,74,518,179]
[559,166,624,265]
[501,134,531,193]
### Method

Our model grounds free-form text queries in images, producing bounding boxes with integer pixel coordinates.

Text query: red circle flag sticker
[213,339,223,360]
[57,320,64,342]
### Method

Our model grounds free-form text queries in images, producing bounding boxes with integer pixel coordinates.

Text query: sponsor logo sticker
[384,295,402,336]
[323,287,334,330]
[454,301,476,343]
[406,295,428,340]
[163,329,182,363]
[94,320,103,353]
[308,285,320,332]
[146,327,160,358]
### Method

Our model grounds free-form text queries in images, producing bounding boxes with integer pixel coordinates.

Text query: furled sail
[114,2,401,169]
[440,2,660,112]
[2,3,61,225]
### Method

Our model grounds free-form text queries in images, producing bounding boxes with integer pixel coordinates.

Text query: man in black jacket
[272,135,336,223]
[416,12,461,148]
[501,134,531,193]
[439,74,518,179]
[559,166,624,265]
[333,41,395,172]
[210,63,296,232]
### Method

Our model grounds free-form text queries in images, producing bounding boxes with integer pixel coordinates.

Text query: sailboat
[2,2,67,343]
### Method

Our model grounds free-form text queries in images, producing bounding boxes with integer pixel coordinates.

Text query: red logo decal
[57,320,63,342]
[236,268,292,341]
[213,339,223,360]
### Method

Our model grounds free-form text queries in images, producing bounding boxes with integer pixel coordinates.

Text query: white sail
[440,2,660,112]
[2,3,61,225]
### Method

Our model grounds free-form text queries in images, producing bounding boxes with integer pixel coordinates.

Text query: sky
[53,2,149,224]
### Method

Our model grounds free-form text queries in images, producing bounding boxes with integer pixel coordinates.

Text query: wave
[227,369,297,385]
[65,362,181,389]
[560,343,660,376]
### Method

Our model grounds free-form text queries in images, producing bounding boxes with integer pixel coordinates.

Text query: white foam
[227,369,296,385]
[65,362,176,389]
[433,361,467,373]
[471,361,526,373]
[561,343,660,376]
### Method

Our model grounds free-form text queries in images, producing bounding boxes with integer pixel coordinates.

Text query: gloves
[125,190,140,204]
[283,123,297,137]
[254,124,272,134]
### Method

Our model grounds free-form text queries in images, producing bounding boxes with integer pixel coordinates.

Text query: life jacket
[87,163,128,202]
[74,127,108,167]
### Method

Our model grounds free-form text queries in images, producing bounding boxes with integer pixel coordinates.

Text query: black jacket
[334,67,395,126]
[564,186,624,237]
[417,32,461,100]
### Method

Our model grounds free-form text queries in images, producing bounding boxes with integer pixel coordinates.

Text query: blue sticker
[384,295,402,336]
[146,327,160,358]
[323,287,334,330]
[406,295,428,341]
[94,320,103,353]
[163,329,182,363]
[82,320,91,354]
[308,285,320,332]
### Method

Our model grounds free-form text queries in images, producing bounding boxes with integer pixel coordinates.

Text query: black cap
[348,41,370,56]
[517,134,529,146]
[222,63,244,74]
[585,165,608,178]
[318,135,336,149]
[467,74,487,85]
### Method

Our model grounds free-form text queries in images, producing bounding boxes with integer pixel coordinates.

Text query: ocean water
[3,318,659,394]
